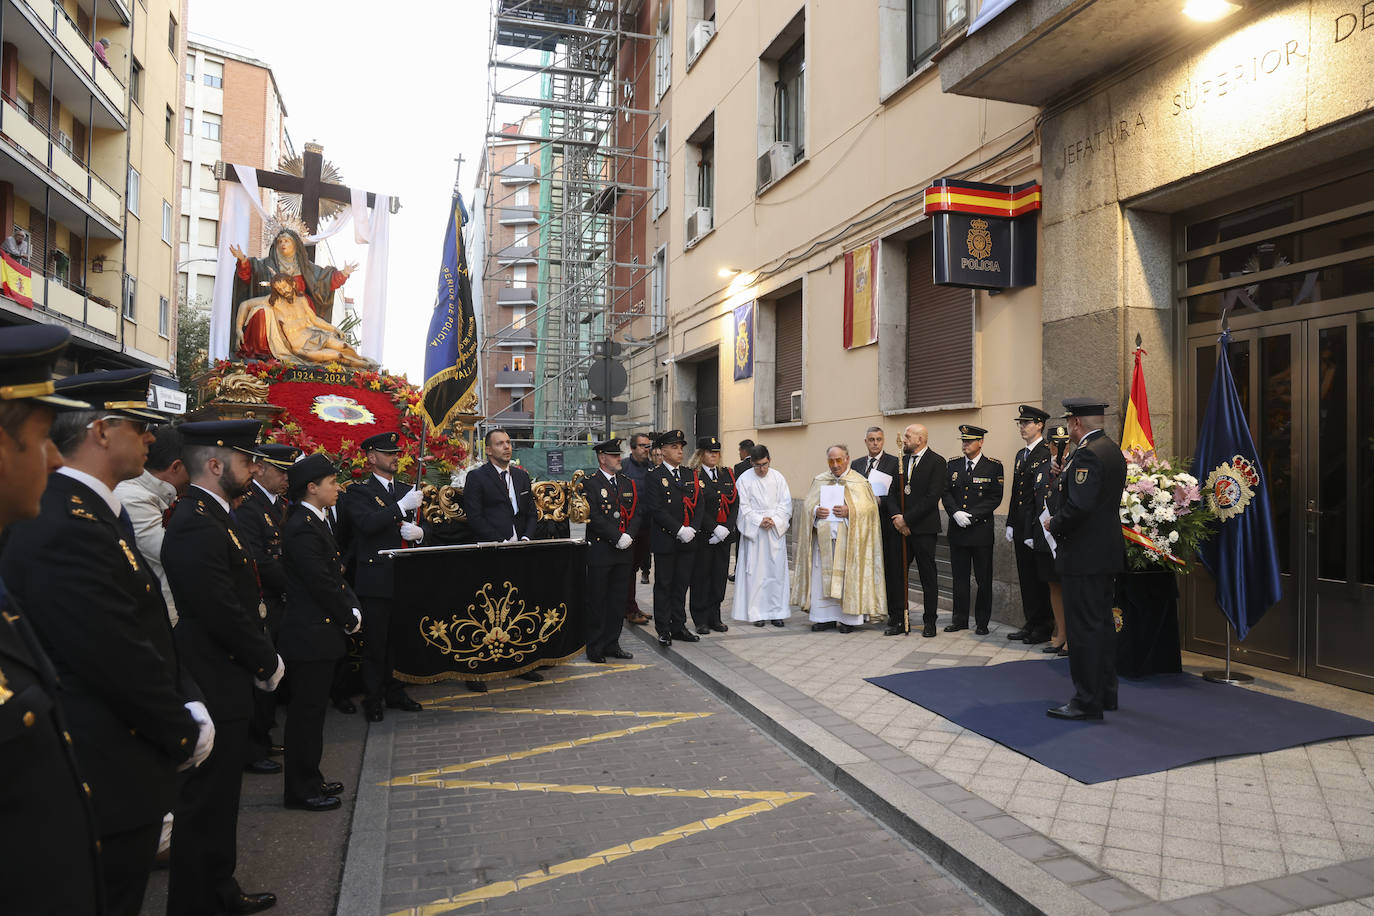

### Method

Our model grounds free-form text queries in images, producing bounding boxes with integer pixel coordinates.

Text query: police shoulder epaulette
[68,498,99,522]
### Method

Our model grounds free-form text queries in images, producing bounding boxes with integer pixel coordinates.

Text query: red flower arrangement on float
[210,359,468,483]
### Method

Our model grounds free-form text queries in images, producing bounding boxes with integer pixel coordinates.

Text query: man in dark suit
[2,368,211,916]
[689,436,737,635]
[888,423,947,637]
[728,439,754,583]
[645,429,710,647]
[463,428,536,543]
[854,426,902,631]
[584,437,642,663]
[941,425,1005,635]
[0,325,109,915]
[1046,398,1128,721]
[234,443,298,776]
[621,432,654,617]
[280,454,361,811]
[1006,406,1054,646]
[337,431,429,719]
[162,420,280,916]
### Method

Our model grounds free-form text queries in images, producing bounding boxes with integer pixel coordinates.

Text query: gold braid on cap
[0,381,56,400]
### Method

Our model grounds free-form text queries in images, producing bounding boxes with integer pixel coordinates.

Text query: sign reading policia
[923,179,1040,290]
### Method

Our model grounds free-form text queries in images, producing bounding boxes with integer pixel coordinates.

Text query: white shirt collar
[191,483,230,514]
[57,466,122,517]
[253,479,278,504]
[372,472,394,489]
[1025,437,1043,453]
[1079,429,1104,445]
[301,501,328,522]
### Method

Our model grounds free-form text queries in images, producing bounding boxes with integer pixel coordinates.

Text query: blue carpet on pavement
[865,659,1374,784]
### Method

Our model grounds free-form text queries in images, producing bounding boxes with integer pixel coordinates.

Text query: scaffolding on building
[484,0,659,446]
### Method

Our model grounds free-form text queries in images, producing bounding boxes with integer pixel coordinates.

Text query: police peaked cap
[593,437,624,455]
[654,429,687,448]
[958,424,988,441]
[361,431,401,453]
[178,419,268,457]
[697,436,722,451]
[257,443,301,469]
[1060,397,1110,418]
[287,453,337,493]
[1016,405,1051,423]
[55,367,169,422]
[0,325,87,409]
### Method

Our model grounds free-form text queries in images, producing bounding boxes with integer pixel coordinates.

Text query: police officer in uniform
[689,436,737,635]
[2,368,213,916]
[338,431,428,719]
[941,425,1004,635]
[162,420,280,915]
[0,325,106,914]
[1005,406,1054,645]
[234,443,298,775]
[1046,398,1127,721]
[1031,423,1072,656]
[584,437,642,663]
[645,429,709,647]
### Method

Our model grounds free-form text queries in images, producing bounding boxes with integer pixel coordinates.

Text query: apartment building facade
[178,36,286,310]
[0,0,188,372]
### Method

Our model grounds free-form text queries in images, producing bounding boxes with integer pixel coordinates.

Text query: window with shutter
[773,292,804,422]
[906,238,974,408]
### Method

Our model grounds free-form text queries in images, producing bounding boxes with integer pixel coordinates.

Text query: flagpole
[1203,623,1253,685]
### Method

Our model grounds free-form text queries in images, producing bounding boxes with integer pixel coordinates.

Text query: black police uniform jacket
[279,504,355,662]
[1,473,198,834]
[462,461,536,542]
[941,454,1006,547]
[1009,439,1052,535]
[699,465,740,541]
[163,487,278,722]
[585,471,645,566]
[340,475,422,599]
[1047,430,1127,576]
[1030,456,1063,557]
[0,589,104,914]
[886,449,948,536]
[233,482,289,611]
[646,463,710,553]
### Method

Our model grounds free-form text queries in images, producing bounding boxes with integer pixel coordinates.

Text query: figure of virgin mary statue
[230,228,357,360]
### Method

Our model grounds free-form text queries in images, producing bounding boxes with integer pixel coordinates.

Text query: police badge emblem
[1204,454,1259,521]
[1075,468,1088,485]
[966,218,993,260]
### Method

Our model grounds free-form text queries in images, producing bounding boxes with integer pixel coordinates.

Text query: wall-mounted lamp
[718,266,742,278]
[1182,0,1240,22]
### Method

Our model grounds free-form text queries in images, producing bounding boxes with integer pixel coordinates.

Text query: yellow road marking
[384,776,804,802]
[385,713,711,785]
[386,793,812,915]
[421,664,646,705]
[424,704,697,718]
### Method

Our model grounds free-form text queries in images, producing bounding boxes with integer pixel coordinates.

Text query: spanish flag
[1121,345,1155,454]
[843,240,878,349]
[1,251,33,309]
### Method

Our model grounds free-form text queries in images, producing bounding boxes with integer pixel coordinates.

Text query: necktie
[864,460,873,477]
[384,479,392,496]
[967,459,974,475]
[117,507,136,540]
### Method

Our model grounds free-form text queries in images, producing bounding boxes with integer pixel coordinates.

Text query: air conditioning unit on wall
[757,142,794,189]
[688,20,715,62]
[790,390,803,421]
[685,207,712,245]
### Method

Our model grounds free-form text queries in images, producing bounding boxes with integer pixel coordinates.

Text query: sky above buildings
[187,0,491,380]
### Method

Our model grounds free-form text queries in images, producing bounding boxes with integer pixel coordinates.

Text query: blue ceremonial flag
[732,300,754,381]
[1193,331,1282,640]
[422,193,479,430]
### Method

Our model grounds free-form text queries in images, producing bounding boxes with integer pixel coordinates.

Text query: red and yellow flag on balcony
[1122,345,1155,455]
[1,251,33,309]
[843,240,879,349]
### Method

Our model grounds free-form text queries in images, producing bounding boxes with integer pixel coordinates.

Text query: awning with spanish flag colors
[923,179,1042,219]
[1,251,33,308]
[1122,345,1155,454]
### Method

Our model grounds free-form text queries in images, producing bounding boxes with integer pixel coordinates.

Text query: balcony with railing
[498,205,539,225]
[494,369,535,388]
[491,324,535,347]
[496,286,536,307]
[13,0,130,118]
[0,89,124,228]
[496,244,536,265]
[489,405,534,423]
[497,162,537,184]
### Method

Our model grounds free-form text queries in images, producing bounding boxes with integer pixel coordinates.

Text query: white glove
[254,654,285,692]
[712,525,729,543]
[396,487,423,513]
[1023,538,1034,548]
[615,533,633,550]
[1005,526,1014,543]
[179,700,215,771]
[676,526,696,544]
[953,511,972,528]
[399,522,425,542]
[346,608,362,635]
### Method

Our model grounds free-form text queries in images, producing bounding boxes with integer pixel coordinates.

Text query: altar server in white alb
[732,445,793,627]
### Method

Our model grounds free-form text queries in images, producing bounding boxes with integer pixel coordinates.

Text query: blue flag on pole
[422,193,479,430]
[1192,330,1283,640]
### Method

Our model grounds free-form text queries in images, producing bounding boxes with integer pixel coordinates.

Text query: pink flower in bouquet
[1134,476,1157,496]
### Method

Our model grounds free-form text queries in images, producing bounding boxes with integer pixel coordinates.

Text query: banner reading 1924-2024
[385,539,588,683]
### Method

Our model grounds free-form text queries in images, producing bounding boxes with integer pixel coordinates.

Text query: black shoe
[658,635,672,647]
[922,624,937,637]
[944,623,968,632]
[696,625,710,635]
[386,695,423,712]
[754,621,766,627]
[810,622,836,632]
[1057,646,1069,657]
[771,619,784,627]
[320,781,344,797]
[640,572,651,584]
[975,626,990,635]
[224,891,277,914]
[268,744,285,756]
[1104,697,1118,712]
[728,574,735,582]
[586,652,606,664]
[837,623,857,634]
[1046,702,1102,721]
[284,795,341,812]
[363,702,384,722]
[244,758,282,775]
[331,698,356,715]
[517,670,544,682]
[709,623,728,633]
[1042,643,1063,653]
[672,630,701,642]
[606,646,633,660]
[1022,630,1052,645]
[1006,629,1030,640]
[883,626,906,636]
[465,681,488,693]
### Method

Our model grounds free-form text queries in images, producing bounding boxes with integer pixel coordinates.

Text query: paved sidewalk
[628,578,1374,916]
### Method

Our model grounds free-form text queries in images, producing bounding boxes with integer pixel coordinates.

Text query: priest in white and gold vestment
[790,444,886,630]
